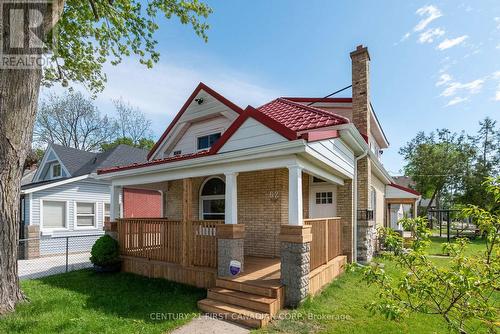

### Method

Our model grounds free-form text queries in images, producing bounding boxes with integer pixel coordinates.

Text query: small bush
[90,235,120,267]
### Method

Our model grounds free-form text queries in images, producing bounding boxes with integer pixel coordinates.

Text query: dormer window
[197,133,221,150]
[51,163,61,179]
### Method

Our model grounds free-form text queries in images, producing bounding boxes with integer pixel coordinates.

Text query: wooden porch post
[182,178,192,267]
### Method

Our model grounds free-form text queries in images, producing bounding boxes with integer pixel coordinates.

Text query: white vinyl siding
[42,201,66,229]
[219,118,288,153]
[30,179,110,236]
[307,138,355,178]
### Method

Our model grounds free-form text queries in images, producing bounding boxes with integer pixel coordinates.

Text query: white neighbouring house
[20,144,156,258]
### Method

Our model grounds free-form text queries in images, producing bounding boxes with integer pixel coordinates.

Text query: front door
[309,181,337,218]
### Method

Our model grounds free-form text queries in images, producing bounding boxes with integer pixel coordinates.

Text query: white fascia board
[302,146,353,180]
[111,154,300,186]
[98,140,307,182]
[296,156,345,186]
[21,175,90,194]
[333,124,367,155]
[369,151,393,184]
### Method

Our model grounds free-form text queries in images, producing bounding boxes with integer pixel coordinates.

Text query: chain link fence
[18,234,103,280]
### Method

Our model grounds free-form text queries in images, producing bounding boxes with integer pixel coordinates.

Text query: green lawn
[426,236,487,256]
[257,237,494,334]
[0,270,206,334]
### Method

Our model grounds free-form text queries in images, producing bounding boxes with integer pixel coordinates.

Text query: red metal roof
[282,97,352,103]
[258,98,349,132]
[389,183,421,196]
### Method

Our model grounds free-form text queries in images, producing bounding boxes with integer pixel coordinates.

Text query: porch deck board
[226,256,282,289]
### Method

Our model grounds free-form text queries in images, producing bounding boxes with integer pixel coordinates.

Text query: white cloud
[400,32,411,42]
[495,17,500,29]
[495,90,500,101]
[436,73,452,86]
[418,28,445,43]
[440,79,484,97]
[446,96,468,106]
[414,5,443,32]
[437,35,468,50]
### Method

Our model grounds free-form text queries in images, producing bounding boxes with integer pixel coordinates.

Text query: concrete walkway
[18,252,92,280]
[171,315,249,334]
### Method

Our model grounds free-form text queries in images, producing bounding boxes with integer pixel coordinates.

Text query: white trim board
[21,175,90,194]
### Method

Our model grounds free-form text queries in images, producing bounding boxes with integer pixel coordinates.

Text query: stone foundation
[280,241,310,307]
[280,225,311,307]
[357,220,376,263]
[216,225,245,277]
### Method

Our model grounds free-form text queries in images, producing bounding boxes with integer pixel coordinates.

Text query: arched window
[199,177,225,220]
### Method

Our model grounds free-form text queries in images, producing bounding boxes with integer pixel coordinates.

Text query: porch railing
[116,218,223,269]
[304,217,343,271]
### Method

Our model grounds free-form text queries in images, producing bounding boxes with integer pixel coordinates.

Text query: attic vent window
[52,163,61,178]
[197,133,221,150]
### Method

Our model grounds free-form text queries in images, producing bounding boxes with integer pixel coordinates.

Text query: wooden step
[197,299,271,328]
[208,287,280,315]
[216,278,279,298]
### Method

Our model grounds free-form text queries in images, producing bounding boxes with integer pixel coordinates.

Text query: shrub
[90,235,120,267]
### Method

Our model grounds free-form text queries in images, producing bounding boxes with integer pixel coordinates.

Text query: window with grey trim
[197,133,221,150]
[315,192,333,204]
[52,163,61,178]
[76,202,96,227]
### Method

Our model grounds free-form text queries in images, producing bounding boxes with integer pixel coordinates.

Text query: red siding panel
[123,188,162,218]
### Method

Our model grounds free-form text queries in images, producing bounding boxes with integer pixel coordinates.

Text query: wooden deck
[224,256,282,288]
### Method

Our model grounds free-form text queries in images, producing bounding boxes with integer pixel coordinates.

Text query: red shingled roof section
[258,98,349,132]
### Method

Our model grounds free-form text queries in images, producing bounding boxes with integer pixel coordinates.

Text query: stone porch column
[280,225,311,307]
[216,224,245,277]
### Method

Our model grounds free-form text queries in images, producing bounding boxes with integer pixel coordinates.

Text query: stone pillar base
[280,225,311,308]
[216,224,245,277]
[357,220,376,263]
[22,225,40,259]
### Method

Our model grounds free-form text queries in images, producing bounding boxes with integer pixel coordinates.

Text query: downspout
[353,149,369,263]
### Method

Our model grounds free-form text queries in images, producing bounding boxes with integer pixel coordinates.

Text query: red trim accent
[147,82,244,160]
[283,97,352,103]
[389,183,421,196]
[98,151,211,175]
[300,130,339,142]
[360,133,369,143]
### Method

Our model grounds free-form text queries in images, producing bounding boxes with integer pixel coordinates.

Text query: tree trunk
[0,66,42,314]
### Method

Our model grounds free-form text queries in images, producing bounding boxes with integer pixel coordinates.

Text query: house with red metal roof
[96,45,420,328]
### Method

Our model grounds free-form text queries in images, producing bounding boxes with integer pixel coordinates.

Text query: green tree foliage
[359,178,500,333]
[43,0,212,93]
[399,129,475,210]
[100,137,155,152]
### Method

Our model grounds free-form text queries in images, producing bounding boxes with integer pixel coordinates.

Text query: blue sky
[57,0,500,174]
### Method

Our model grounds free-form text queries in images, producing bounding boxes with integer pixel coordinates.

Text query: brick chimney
[350,45,371,138]
[350,45,375,263]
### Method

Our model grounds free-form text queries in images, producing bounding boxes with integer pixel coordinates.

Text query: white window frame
[195,130,223,152]
[198,176,225,220]
[40,199,69,232]
[103,202,111,222]
[74,201,98,229]
[51,163,62,179]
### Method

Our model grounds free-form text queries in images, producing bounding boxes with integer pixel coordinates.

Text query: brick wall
[123,188,162,218]
[337,179,353,261]
[164,169,311,258]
